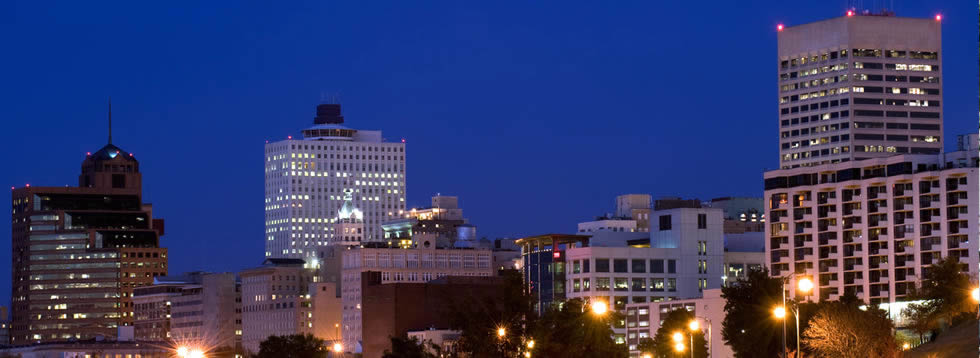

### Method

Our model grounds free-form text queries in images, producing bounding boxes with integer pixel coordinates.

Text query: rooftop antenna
[107,97,112,145]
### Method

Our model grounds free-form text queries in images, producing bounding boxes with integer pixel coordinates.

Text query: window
[650,260,664,274]
[614,278,629,291]
[631,278,646,291]
[668,260,676,274]
[572,260,581,274]
[582,278,590,291]
[573,279,581,292]
[652,278,665,292]
[596,278,611,291]
[667,278,677,292]
[697,214,707,229]
[631,259,646,273]
[595,259,610,273]
[659,215,672,230]
[583,259,591,273]
[613,259,628,273]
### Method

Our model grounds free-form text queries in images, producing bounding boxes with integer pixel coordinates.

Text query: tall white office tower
[777,13,942,169]
[264,104,407,259]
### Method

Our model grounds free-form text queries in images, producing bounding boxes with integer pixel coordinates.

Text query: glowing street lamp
[496,327,506,338]
[797,277,814,294]
[527,339,535,349]
[188,349,205,358]
[674,342,685,353]
[773,306,787,319]
[642,354,652,358]
[176,347,189,357]
[672,332,683,343]
[971,287,979,302]
[591,301,608,316]
[332,342,343,353]
[902,342,910,351]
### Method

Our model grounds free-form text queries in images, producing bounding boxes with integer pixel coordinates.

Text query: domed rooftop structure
[78,99,142,191]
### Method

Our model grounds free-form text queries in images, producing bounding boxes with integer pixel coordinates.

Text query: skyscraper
[777,13,942,169]
[264,104,407,259]
[9,115,168,343]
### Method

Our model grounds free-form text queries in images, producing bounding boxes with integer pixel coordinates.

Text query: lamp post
[972,286,979,358]
[672,332,684,358]
[687,320,699,358]
[776,273,813,358]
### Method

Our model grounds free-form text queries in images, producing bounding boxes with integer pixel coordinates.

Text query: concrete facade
[264,103,407,260]
[778,15,943,168]
[764,149,978,304]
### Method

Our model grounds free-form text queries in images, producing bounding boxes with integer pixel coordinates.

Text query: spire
[107,97,113,145]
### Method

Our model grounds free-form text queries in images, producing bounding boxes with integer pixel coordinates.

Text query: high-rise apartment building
[9,128,168,344]
[778,14,943,169]
[264,103,407,259]
[764,145,977,305]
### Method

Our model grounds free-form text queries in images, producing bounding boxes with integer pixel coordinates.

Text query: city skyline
[1,0,977,309]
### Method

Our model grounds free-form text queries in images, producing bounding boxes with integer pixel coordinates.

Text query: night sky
[1,1,976,306]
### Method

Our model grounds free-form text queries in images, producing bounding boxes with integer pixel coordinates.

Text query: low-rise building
[341,246,494,353]
[624,289,729,357]
[0,339,169,358]
[360,274,505,358]
[133,272,243,356]
[240,259,316,354]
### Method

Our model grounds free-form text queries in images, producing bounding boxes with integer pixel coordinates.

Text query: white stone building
[264,103,406,259]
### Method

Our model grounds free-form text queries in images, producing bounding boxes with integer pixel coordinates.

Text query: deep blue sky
[1,1,976,305]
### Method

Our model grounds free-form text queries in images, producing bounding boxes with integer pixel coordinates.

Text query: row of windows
[781,49,938,70]
[782,146,851,161]
[853,97,939,107]
[570,259,677,274]
[267,143,405,153]
[782,123,848,138]
[782,135,850,150]
[780,62,850,80]
[572,277,678,292]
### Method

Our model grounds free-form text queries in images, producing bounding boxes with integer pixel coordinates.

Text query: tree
[907,256,975,327]
[383,335,438,358]
[721,267,785,358]
[256,334,326,358]
[636,337,655,357]
[529,298,628,358]
[802,302,897,358]
[648,309,707,358]
[902,301,939,344]
[447,269,537,358]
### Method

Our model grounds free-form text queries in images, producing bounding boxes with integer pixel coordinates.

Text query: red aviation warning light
[777,24,784,31]
[935,14,942,21]
[846,10,854,17]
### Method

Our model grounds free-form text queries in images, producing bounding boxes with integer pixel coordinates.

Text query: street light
[773,306,787,319]
[497,327,506,338]
[797,277,814,294]
[188,349,205,358]
[972,287,979,302]
[686,320,701,358]
[527,339,535,349]
[674,342,685,353]
[332,342,343,353]
[591,301,608,316]
[176,347,189,357]
[642,354,652,358]
[672,332,683,343]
